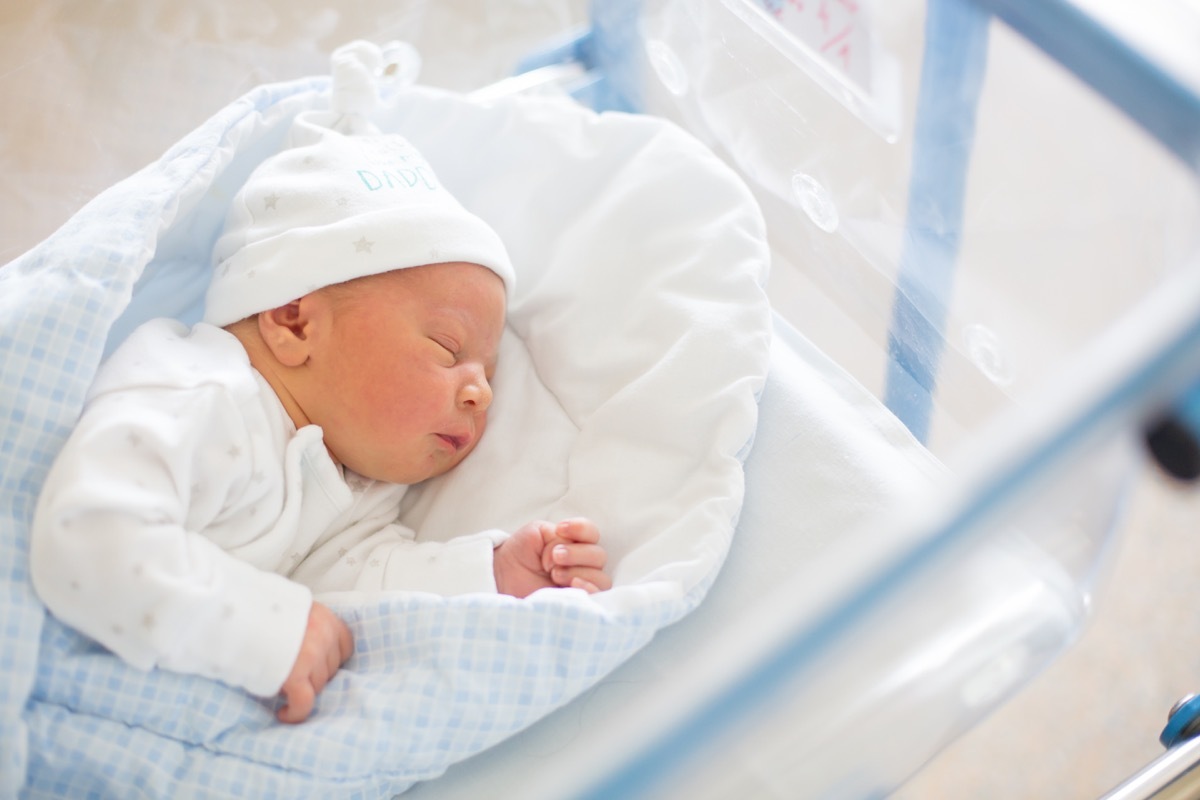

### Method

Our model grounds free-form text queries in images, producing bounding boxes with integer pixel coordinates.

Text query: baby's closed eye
[429,336,459,362]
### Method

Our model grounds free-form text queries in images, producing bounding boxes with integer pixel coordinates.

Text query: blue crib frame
[518,0,1200,797]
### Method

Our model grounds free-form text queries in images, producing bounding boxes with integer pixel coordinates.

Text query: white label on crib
[756,0,873,93]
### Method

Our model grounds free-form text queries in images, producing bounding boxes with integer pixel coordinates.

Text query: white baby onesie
[31,318,503,698]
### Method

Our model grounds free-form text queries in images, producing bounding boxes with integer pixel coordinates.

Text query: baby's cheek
[368,382,432,425]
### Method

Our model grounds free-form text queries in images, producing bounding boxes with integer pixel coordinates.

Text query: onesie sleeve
[362,526,509,595]
[294,522,509,597]
[30,384,311,699]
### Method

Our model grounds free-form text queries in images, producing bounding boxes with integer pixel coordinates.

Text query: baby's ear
[257,295,326,367]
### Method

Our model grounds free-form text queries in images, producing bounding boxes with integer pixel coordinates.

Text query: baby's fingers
[550,542,610,591]
[277,678,315,724]
[550,542,607,571]
[551,566,612,592]
[555,518,600,545]
[571,576,606,593]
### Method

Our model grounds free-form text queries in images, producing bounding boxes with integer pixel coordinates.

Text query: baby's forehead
[362,264,507,331]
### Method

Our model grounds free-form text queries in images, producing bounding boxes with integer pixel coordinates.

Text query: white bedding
[2,52,773,796]
[381,89,773,593]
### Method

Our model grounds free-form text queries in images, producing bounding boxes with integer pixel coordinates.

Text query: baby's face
[313,262,506,484]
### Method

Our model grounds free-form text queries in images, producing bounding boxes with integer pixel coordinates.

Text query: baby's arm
[493,518,611,598]
[30,382,313,704]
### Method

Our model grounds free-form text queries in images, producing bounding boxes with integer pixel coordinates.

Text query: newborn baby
[30,112,610,724]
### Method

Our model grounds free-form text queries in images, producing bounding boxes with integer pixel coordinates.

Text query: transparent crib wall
[635,0,1200,457]
[542,0,1200,796]
[570,440,1140,800]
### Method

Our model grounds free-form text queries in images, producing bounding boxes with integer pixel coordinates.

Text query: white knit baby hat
[204,41,514,328]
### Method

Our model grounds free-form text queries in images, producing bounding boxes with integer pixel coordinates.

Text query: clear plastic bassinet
[3,1,1200,798]
[471,2,1200,797]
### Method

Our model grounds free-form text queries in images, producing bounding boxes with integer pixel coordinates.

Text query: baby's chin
[371,455,472,487]
[339,435,481,486]
[421,449,476,483]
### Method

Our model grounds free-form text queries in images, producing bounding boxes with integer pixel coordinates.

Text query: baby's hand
[277,601,353,724]
[494,518,611,598]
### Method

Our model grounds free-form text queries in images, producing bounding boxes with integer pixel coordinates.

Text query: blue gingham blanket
[0,71,772,797]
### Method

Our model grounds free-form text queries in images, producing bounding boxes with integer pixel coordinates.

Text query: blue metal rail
[884,0,991,442]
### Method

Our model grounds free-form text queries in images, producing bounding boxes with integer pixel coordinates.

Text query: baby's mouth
[437,433,467,451]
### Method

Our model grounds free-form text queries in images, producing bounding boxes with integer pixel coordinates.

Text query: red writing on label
[758,0,870,88]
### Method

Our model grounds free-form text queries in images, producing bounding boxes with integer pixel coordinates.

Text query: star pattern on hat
[263,193,280,211]
[353,236,374,254]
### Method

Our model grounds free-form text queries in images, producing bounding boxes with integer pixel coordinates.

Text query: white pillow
[382,89,773,608]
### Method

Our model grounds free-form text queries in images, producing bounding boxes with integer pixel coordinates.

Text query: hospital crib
[3,1,1200,797]
[469,2,1200,797]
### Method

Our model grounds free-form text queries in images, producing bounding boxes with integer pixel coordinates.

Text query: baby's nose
[458,369,493,411]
